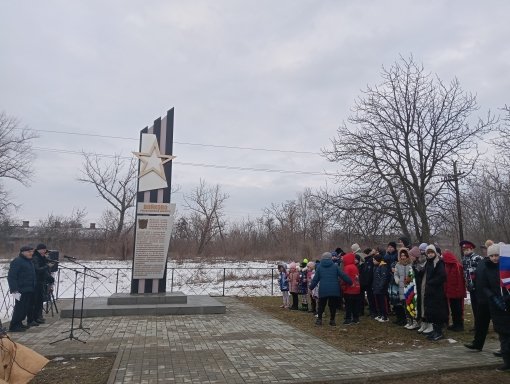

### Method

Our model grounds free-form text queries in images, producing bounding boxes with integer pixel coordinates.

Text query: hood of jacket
[442,250,459,265]
[320,258,334,268]
[343,253,355,266]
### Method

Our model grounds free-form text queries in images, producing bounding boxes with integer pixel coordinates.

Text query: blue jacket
[278,271,289,291]
[310,258,352,297]
[8,254,36,293]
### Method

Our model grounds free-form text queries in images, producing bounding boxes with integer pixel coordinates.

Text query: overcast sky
[1,0,509,227]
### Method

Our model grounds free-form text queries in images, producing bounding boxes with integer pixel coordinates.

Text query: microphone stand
[63,256,106,334]
[49,265,96,344]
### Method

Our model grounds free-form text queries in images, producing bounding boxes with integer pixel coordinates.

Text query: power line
[33,146,336,177]
[25,128,321,155]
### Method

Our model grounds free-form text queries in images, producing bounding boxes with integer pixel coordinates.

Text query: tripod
[44,285,59,317]
[63,257,106,333]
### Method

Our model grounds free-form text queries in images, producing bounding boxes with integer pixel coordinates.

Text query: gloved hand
[491,295,507,311]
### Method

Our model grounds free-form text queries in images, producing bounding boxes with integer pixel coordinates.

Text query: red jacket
[442,250,466,299]
[342,253,360,295]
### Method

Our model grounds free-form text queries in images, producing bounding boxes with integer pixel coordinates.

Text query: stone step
[107,292,187,305]
[59,295,226,318]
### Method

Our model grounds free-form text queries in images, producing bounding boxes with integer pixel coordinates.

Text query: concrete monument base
[59,292,226,318]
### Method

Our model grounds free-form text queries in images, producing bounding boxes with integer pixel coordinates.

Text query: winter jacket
[359,255,374,289]
[288,268,300,293]
[394,262,412,300]
[475,258,491,305]
[442,251,466,299]
[462,251,483,292]
[372,261,391,295]
[278,271,289,292]
[423,253,448,324]
[341,253,360,295]
[8,253,36,293]
[310,258,352,298]
[478,258,510,334]
[384,250,398,266]
[32,250,54,286]
[298,268,308,294]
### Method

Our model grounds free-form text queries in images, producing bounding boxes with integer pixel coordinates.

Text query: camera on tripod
[47,250,59,273]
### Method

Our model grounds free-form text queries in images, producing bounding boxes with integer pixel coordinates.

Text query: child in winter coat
[307,261,317,314]
[404,246,420,330]
[442,250,466,332]
[298,260,309,311]
[359,248,376,317]
[277,263,289,308]
[373,254,391,322]
[288,262,300,310]
[342,253,361,324]
[394,248,413,326]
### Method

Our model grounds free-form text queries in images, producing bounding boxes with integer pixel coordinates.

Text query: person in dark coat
[477,243,510,371]
[7,245,37,332]
[422,244,448,341]
[31,243,55,324]
[359,248,376,317]
[372,253,391,322]
[309,252,352,326]
[465,247,493,352]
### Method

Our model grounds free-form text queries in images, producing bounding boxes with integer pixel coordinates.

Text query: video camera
[47,250,59,273]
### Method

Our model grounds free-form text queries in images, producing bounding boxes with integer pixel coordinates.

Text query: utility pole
[443,161,464,253]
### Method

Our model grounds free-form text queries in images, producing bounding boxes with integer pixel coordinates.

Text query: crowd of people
[277,237,510,372]
[7,244,56,333]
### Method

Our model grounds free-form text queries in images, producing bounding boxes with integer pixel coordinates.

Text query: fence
[0,266,279,322]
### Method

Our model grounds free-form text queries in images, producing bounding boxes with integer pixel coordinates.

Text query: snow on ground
[0,260,280,322]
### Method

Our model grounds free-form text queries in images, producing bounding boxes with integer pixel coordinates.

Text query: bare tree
[323,55,495,242]
[183,179,229,255]
[0,111,37,218]
[78,153,137,236]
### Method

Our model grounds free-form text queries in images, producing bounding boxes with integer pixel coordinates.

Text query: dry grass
[238,296,498,354]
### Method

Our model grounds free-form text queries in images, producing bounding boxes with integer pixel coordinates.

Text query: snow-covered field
[0,260,280,322]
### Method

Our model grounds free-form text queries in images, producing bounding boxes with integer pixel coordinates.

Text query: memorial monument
[60,109,225,318]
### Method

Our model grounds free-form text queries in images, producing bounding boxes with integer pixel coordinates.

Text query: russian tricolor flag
[500,244,510,289]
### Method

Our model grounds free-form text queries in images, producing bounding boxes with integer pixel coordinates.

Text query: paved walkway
[9,297,501,383]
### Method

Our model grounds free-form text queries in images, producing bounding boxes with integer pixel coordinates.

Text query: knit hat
[419,243,428,252]
[307,261,315,269]
[36,243,48,250]
[487,243,500,256]
[409,246,421,258]
[425,244,437,255]
[321,252,332,260]
[388,241,397,249]
[351,243,361,253]
[20,245,34,252]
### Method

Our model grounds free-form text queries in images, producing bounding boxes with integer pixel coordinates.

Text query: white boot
[422,322,433,335]
[404,319,413,329]
[409,319,420,330]
[417,321,426,333]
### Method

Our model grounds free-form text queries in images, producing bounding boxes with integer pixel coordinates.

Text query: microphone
[64,255,76,260]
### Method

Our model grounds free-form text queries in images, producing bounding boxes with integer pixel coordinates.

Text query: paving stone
[8,297,501,383]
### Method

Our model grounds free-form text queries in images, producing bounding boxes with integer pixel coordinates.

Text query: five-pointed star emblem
[133,141,176,181]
